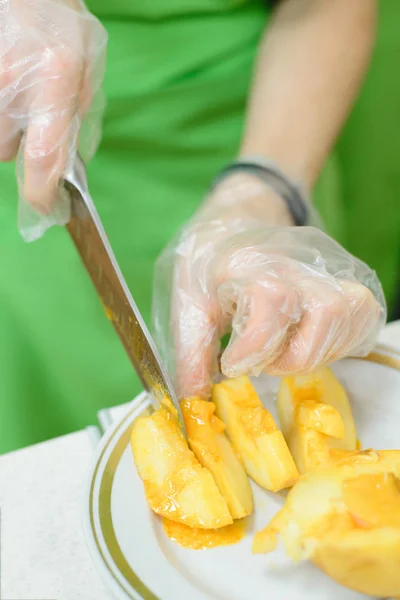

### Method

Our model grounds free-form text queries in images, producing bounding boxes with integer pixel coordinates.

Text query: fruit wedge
[326,448,400,476]
[253,452,400,598]
[342,472,400,528]
[313,468,400,598]
[181,398,253,520]
[212,376,298,492]
[131,407,232,529]
[277,368,357,473]
[314,526,400,598]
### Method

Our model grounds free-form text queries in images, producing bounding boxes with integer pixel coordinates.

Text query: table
[1,322,399,600]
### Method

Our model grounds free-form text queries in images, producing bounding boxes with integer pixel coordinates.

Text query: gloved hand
[0,0,107,241]
[153,172,386,398]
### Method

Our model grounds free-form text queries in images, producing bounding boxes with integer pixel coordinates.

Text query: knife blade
[64,156,186,435]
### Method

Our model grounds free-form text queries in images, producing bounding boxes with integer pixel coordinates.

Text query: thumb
[173,286,221,400]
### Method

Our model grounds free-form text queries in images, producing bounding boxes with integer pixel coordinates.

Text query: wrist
[238,144,312,188]
[201,171,295,227]
[206,156,311,228]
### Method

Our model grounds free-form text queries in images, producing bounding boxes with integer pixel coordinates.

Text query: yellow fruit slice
[326,448,400,478]
[277,368,357,473]
[253,453,400,598]
[253,471,345,557]
[296,401,345,438]
[313,527,400,598]
[342,472,400,528]
[181,398,253,520]
[162,517,246,550]
[131,407,233,529]
[212,376,298,492]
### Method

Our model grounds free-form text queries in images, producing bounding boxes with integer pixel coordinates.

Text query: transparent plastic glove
[153,173,386,398]
[0,0,107,241]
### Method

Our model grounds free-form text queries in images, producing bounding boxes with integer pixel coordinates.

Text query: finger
[174,288,221,399]
[220,277,301,378]
[272,279,350,374]
[79,68,93,117]
[335,280,383,358]
[0,115,21,161]
[23,49,83,212]
[0,54,23,161]
[170,243,222,399]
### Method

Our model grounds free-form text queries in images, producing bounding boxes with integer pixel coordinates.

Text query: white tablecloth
[1,322,399,599]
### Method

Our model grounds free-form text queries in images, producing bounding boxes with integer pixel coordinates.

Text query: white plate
[84,346,400,600]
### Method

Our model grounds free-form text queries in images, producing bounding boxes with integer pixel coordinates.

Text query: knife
[64,155,186,435]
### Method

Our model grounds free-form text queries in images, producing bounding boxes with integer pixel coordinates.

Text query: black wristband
[212,160,309,226]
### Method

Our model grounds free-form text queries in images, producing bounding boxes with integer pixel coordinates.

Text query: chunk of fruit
[253,455,400,598]
[327,448,400,477]
[253,471,345,557]
[296,401,345,438]
[277,368,357,473]
[131,407,232,529]
[212,376,298,492]
[314,527,400,598]
[342,472,400,528]
[181,398,253,520]
[285,425,331,475]
[162,517,246,550]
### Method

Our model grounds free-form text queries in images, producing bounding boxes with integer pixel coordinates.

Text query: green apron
[0,0,398,454]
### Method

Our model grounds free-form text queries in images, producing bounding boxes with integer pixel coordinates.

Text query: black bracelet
[212,160,309,226]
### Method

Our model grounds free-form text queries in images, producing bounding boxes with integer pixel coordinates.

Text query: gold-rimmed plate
[84,346,400,600]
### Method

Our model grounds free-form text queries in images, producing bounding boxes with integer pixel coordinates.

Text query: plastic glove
[153,172,386,398]
[0,0,107,241]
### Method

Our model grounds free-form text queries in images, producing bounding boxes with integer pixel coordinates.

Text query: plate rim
[83,392,157,600]
[84,344,400,600]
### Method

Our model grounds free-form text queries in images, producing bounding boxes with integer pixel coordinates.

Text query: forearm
[240,0,377,188]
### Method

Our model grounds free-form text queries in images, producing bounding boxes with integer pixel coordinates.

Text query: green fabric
[0,0,399,454]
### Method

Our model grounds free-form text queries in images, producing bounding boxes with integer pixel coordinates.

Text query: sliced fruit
[181,398,253,520]
[162,517,246,550]
[253,455,400,598]
[131,407,232,529]
[296,401,344,438]
[253,470,345,557]
[314,527,400,598]
[277,368,357,473]
[342,472,400,528]
[212,376,298,492]
[327,448,400,477]
[285,425,331,475]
